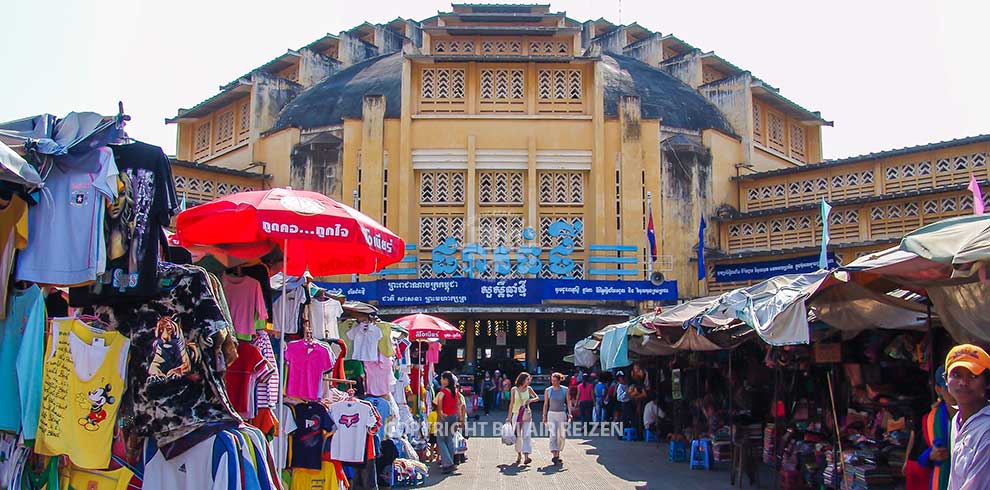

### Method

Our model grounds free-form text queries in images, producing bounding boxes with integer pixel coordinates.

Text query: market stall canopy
[0,141,42,187]
[808,280,929,333]
[641,296,738,329]
[393,313,462,340]
[900,214,990,266]
[703,271,831,346]
[572,336,600,368]
[0,112,121,173]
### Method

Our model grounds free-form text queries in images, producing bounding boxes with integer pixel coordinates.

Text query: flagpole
[646,191,653,278]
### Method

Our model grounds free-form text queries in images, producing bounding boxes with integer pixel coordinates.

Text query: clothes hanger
[77,313,111,331]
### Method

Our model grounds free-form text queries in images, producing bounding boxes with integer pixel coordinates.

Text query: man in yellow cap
[944,344,990,490]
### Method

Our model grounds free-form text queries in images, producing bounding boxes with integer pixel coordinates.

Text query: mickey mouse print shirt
[327,400,376,463]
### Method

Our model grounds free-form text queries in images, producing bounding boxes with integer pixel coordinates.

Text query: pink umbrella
[393,313,463,340]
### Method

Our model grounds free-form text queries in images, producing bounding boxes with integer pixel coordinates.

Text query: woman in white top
[506,371,539,465]
[543,372,572,465]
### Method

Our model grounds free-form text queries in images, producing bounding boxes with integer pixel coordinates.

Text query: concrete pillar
[465,317,476,363]
[619,95,644,249]
[360,95,385,221]
[590,60,608,245]
[527,136,538,228]
[467,135,478,243]
[527,319,538,372]
[250,71,303,140]
[660,50,703,89]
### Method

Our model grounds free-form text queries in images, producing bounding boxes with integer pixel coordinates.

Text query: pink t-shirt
[426,343,441,364]
[221,275,268,339]
[285,340,334,400]
[363,357,393,397]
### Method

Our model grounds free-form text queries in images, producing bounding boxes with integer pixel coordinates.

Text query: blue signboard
[713,254,838,283]
[317,278,678,306]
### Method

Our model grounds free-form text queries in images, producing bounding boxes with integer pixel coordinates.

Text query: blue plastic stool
[623,428,638,441]
[668,440,687,462]
[689,439,712,470]
[645,430,658,443]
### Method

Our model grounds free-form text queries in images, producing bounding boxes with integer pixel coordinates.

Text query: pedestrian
[506,371,539,466]
[606,375,618,422]
[433,371,462,474]
[944,344,990,489]
[594,374,607,422]
[501,376,512,411]
[482,371,495,415]
[616,372,635,436]
[543,372,572,465]
[903,366,954,490]
[577,374,595,422]
[643,391,664,433]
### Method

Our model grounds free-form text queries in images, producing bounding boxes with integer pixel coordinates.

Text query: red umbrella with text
[174,187,404,470]
[393,313,463,341]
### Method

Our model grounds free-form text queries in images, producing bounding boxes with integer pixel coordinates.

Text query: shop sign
[671,368,682,400]
[318,278,678,306]
[712,253,838,283]
[432,221,583,278]
[556,331,567,345]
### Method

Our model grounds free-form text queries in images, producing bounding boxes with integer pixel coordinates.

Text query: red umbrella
[175,187,404,275]
[393,313,463,340]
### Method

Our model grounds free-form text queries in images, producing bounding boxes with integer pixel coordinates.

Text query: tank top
[440,387,458,416]
[547,386,568,412]
[509,386,532,416]
[36,318,129,469]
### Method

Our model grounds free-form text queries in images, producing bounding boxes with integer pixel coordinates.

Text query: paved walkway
[418,413,740,490]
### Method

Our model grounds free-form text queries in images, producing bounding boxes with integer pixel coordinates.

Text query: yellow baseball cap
[945,344,990,376]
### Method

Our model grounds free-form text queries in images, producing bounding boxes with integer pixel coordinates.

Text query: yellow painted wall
[252,127,299,187]
[704,129,744,212]
[201,145,251,171]
[408,118,593,150]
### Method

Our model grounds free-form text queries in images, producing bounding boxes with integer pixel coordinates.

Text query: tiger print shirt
[98,263,240,446]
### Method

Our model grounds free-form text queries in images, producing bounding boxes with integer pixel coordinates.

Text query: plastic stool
[690,439,712,470]
[623,428,638,441]
[645,430,658,443]
[668,440,688,462]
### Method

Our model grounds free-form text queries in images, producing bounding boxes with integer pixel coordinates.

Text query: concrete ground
[417,412,742,490]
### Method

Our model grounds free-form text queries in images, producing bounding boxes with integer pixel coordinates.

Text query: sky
[2,0,988,160]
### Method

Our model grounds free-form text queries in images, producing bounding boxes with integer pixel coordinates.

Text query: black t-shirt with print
[290,402,334,470]
[71,141,178,306]
[97,263,238,445]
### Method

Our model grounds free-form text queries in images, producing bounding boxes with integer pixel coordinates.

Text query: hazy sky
[2,0,987,160]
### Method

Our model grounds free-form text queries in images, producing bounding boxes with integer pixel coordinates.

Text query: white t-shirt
[328,401,377,463]
[643,401,665,427]
[949,405,990,490]
[143,432,237,490]
[273,286,307,334]
[347,322,383,361]
[309,297,343,339]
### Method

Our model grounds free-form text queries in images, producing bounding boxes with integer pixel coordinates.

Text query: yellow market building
[168,3,989,372]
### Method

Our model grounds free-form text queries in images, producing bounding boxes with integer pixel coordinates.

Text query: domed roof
[273,52,404,132]
[273,51,734,135]
[601,53,734,135]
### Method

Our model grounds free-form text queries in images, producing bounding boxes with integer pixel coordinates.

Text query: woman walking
[507,372,539,465]
[433,371,463,474]
[543,372,572,465]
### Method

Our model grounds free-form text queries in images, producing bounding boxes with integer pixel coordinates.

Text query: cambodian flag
[647,210,657,261]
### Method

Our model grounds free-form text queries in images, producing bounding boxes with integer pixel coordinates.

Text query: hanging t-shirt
[285,340,334,400]
[241,264,274,320]
[17,147,117,286]
[365,396,392,441]
[376,322,395,357]
[251,331,279,411]
[327,400,377,463]
[96,263,239,446]
[36,318,130,470]
[0,194,27,320]
[308,296,343,340]
[59,466,134,490]
[392,367,410,407]
[363,357,394,397]
[0,284,45,440]
[289,461,340,490]
[224,342,273,418]
[272,286,308,334]
[221,274,269,340]
[289,402,333,470]
[142,432,238,490]
[426,343,441,364]
[69,142,178,305]
[347,322,383,362]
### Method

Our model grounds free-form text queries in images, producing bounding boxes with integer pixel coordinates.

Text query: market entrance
[433,316,603,376]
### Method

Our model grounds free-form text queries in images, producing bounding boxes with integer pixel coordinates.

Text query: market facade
[166,3,989,373]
